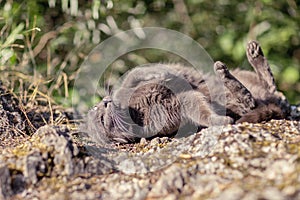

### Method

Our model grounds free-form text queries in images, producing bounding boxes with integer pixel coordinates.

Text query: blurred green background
[0,0,299,106]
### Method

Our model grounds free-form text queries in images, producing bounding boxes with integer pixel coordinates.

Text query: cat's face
[98,96,114,131]
[86,96,118,142]
[87,96,135,143]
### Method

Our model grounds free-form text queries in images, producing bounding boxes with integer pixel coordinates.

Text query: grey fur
[81,40,290,144]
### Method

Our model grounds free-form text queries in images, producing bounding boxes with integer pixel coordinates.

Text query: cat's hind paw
[247,40,264,60]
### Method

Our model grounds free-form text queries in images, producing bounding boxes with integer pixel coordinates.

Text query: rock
[83,156,114,175]
[1,119,300,199]
[139,138,147,145]
[0,163,13,199]
[214,185,244,200]
[0,125,80,197]
[10,173,25,195]
[33,125,79,177]
[148,165,186,198]
[23,151,45,184]
[262,187,285,200]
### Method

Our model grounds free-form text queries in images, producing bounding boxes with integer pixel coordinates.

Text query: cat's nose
[103,96,112,108]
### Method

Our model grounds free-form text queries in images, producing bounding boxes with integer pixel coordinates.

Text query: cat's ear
[214,61,256,116]
[246,40,277,93]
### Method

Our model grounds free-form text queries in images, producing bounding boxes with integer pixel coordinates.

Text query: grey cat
[82,40,290,144]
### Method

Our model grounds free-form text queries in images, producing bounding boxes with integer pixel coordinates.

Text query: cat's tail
[236,103,286,123]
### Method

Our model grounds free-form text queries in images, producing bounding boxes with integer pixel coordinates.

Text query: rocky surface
[1,83,300,200]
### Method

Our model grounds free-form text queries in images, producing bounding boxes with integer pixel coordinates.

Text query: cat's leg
[214,61,256,115]
[246,40,277,93]
[178,90,233,126]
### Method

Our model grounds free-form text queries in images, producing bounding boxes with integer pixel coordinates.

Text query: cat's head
[82,96,135,144]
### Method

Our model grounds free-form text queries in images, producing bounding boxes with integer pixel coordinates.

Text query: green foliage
[0,0,299,105]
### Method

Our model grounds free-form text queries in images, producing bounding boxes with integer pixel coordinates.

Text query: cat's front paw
[214,61,229,78]
[210,114,234,126]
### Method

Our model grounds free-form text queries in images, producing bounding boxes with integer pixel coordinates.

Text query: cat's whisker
[112,110,133,127]
[116,113,134,126]
[108,107,126,130]
[116,120,128,133]
[110,106,128,122]
[113,114,129,133]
